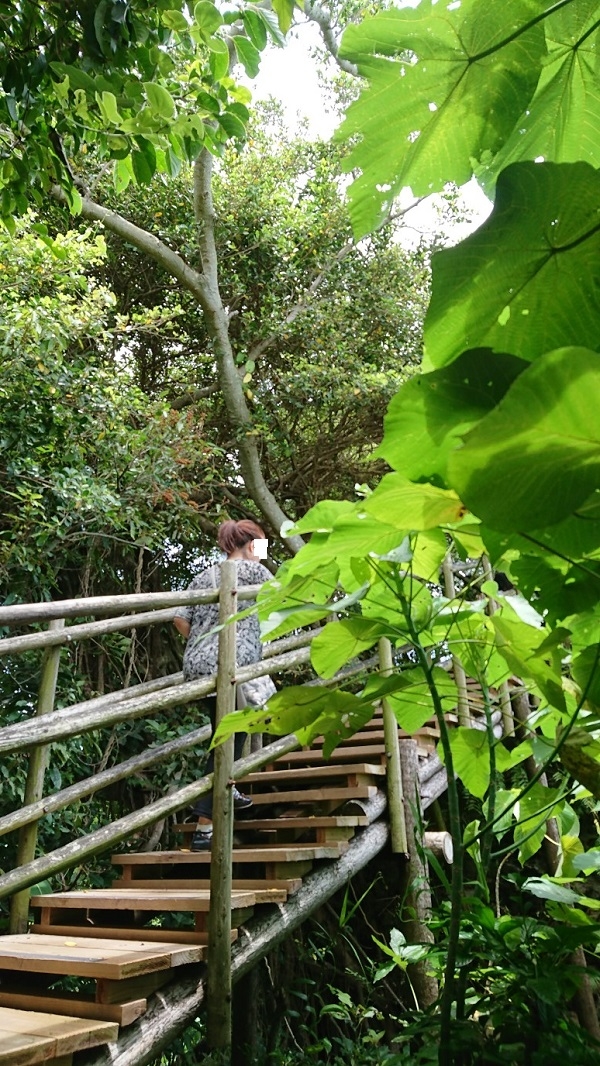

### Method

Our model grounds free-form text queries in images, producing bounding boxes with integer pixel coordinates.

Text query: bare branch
[303,0,358,76]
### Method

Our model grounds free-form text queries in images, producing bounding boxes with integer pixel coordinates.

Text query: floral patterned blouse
[175,559,272,681]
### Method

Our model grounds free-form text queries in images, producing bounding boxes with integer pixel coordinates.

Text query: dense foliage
[213,1,600,1060]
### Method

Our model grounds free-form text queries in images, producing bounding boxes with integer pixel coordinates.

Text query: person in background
[173,519,274,851]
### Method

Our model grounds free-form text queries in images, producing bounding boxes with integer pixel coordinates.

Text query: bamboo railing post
[378,637,408,854]
[207,560,237,1058]
[442,553,471,728]
[481,555,515,737]
[9,618,65,934]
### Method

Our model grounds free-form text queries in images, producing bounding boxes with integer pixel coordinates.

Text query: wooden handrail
[0,585,261,626]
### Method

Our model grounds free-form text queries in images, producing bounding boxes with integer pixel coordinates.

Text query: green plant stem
[467,654,598,850]
[396,578,463,1066]
[479,678,496,875]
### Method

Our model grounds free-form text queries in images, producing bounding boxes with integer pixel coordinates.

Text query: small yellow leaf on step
[65,940,78,946]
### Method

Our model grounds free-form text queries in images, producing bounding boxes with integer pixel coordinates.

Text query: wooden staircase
[0,710,444,1064]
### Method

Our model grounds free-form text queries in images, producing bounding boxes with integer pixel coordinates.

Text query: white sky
[246,24,493,247]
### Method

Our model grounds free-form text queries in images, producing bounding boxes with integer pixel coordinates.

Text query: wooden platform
[0,1005,117,1065]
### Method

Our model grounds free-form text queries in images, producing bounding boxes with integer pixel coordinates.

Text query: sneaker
[232,787,253,810]
[191,828,213,852]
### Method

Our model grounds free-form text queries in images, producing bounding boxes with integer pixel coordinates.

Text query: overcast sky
[246,23,493,246]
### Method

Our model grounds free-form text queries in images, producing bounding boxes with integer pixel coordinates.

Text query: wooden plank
[30,888,268,911]
[246,786,378,805]
[0,1006,118,1066]
[238,763,386,784]
[236,816,368,830]
[31,925,234,946]
[1,934,202,968]
[272,745,387,764]
[112,843,347,865]
[0,934,204,980]
[175,813,368,832]
[111,877,301,893]
[96,969,172,1005]
[0,990,146,1027]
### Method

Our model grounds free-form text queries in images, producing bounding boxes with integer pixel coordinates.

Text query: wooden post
[481,555,515,737]
[378,637,408,854]
[398,739,438,1008]
[207,560,237,1058]
[9,618,65,934]
[441,553,470,727]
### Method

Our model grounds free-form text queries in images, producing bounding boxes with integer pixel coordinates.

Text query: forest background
[1,1,600,1064]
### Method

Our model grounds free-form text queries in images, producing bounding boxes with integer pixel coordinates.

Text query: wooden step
[271,745,387,765]
[0,934,204,980]
[238,763,386,785]
[245,785,378,805]
[32,925,236,946]
[113,845,348,868]
[30,887,285,913]
[239,816,368,830]
[110,877,302,894]
[0,1005,118,1065]
[0,989,146,1027]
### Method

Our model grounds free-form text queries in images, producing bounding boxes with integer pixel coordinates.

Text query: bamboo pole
[398,740,438,1008]
[0,607,182,657]
[0,585,264,627]
[207,561,237,1057]
[481,555,515,737]
[378,637,408,854]
[9,619,64,933]
[442,553,471,728]
[0,645,312,755]
[0,722,211,838]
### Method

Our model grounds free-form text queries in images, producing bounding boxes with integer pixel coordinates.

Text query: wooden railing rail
[0,731,304,903]
[0,586,259,627]
[0,646,313,756]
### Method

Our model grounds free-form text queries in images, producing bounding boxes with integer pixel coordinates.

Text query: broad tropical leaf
[425,162,600,368]
[375,348,527,482]
[365,473,466,530]
[337,0,546,235]
[478,1,600,189]
[311,617,390,678]
[448,346,600,532]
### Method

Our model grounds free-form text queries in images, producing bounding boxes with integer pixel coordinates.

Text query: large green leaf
[336,0,546,236]
[491,611,566,713]
[144,81,176,120]
[213,686,374,759]
[365,473,466,530]
[448,346,600,531]
[375,349,527,482]
[515,782,563,863]
[446,727,532,801]
[478,1,600,189]
[425,162,600,369]
[362,666,456,732]
[310,617,390,678]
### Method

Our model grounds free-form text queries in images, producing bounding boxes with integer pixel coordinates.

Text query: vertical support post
[9,618,65,934]
[442,553,470,728]
[378,637,408,854]
[481,555,515,737]
[398,739,438,1008]
[207,560,237,1059]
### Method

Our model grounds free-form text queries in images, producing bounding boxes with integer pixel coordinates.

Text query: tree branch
[303,0,358,76]
[51,171,304,553]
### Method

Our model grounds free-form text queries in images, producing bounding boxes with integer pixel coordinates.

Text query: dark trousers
[192,696,247,819]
